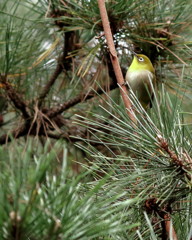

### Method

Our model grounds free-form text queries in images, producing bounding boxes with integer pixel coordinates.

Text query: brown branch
[97,0,136,123]
[46,80,118,118]
[37,53,64,105]
[0,81,118,145]
[145,198,178,240]
[162,213,178,240]
[0,75,30,119]
[38,31,79,106]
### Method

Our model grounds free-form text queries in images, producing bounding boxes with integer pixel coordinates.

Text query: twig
[155,41,187,65]
[97,0,136,123]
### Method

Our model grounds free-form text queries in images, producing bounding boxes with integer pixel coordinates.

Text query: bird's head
[129,53,155,73]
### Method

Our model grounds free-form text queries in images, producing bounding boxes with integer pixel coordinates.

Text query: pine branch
[0,80,118,145]
[37,30,78,106]
[145,198,178,240]
[97,0,136,123]
[158,135,192,181]
[162,213,178,240]
[46,80,118,118]
[37,43,65,106]
[0,75,30,119]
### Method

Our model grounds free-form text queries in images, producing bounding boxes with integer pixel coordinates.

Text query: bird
[125,52,156,109]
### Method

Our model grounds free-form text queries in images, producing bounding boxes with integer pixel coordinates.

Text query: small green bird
[125,53,156,109]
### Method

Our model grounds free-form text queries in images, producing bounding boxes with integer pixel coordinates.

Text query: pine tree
[0,0,192,239]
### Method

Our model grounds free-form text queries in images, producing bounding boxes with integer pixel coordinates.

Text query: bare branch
[38,31,79,106]
[46,80,118,118]
[37,52,64,105]
[0,75,30,119]
[145,198,178,240]
[97,0,136,123]
[0,79,118,145]
[163,213,178,240]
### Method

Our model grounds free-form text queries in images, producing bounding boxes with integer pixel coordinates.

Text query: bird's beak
[129,49,138,58]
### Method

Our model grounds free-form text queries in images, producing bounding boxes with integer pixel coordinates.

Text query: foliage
[0,0,192,239]
[0,141,138,240]
[75,84,192,239]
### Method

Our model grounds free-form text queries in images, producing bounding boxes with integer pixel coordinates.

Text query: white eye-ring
[138,57,144,62]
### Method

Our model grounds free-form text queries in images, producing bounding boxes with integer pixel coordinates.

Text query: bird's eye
[138,57,144,62]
